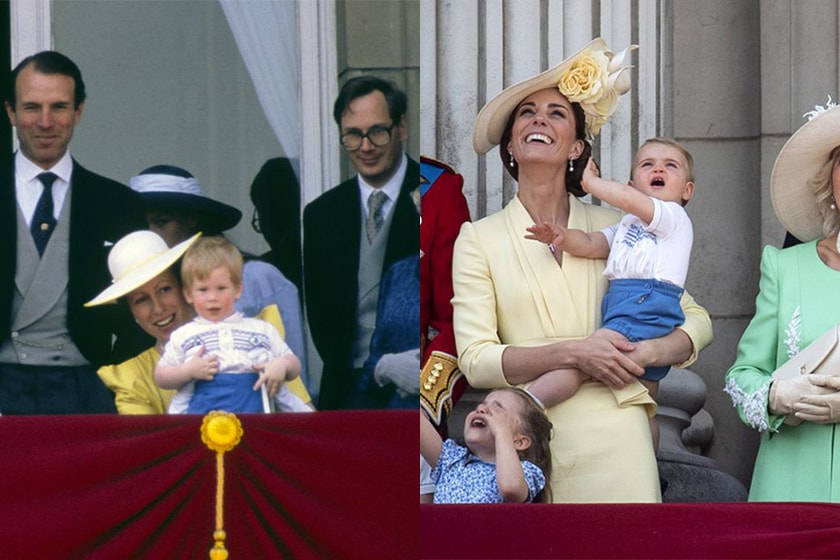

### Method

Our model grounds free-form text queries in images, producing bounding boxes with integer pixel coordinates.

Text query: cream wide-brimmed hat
[473,37,635,155]
[85,231,201,307]
[770,100,840,242]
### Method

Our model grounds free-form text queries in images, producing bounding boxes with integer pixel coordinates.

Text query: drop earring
[569,158,575,172]
[508,149,516,168]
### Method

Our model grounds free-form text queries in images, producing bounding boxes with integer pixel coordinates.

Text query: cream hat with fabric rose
[771,98,840,242]
[85,231,201,307]
[472,37,636,155]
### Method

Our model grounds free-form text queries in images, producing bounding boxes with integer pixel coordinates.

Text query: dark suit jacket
[0,156,149,367]
[303,156,419,409]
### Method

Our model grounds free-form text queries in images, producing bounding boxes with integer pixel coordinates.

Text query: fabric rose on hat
[559,50,609,104]
[558,44,636,140]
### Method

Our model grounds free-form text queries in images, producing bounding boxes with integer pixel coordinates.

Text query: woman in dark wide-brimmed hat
[130,164,242,240]
[452,38,713,502]
[726,98,840,502]
[128,165,312,399]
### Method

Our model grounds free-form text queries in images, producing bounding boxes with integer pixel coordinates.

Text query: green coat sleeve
[724,245,786,432]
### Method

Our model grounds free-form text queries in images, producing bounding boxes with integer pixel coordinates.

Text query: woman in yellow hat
[453,38,712,502]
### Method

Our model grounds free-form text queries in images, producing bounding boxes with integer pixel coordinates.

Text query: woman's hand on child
[185,345,218,381]
[252,362,285,398]
[253,355,299,398]
[621,337,656,372]
[572,329,643,388]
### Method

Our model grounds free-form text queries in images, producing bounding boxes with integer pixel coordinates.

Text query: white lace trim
[724,377,771,432]
[784,306,801,359]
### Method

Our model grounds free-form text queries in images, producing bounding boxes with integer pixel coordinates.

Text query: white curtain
[219,0,301,168]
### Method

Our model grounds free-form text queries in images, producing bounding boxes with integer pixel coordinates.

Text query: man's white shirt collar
[357,153,407,216]
[15,151,73,224]
[15,150,73,185]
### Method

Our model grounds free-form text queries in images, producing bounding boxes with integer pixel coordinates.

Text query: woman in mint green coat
[726,99,840,501]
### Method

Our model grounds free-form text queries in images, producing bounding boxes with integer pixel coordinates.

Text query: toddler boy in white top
[525,137,695,424]
[155,236,308,414]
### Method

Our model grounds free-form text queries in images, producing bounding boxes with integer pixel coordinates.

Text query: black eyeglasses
[340,122,397,151]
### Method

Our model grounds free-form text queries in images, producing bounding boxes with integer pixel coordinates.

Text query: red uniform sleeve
[419,158,471,426]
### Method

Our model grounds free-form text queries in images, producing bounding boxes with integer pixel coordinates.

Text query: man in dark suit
[303,76,419,410]
[0,51,146,414]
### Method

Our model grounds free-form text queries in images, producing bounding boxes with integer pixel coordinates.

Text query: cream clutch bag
[773,325,840,380]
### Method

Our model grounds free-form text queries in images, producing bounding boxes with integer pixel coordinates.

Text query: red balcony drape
[0,411,416,559]
[421,502,840,559]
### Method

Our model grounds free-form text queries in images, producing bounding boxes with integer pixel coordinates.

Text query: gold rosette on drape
[201,411,244,560]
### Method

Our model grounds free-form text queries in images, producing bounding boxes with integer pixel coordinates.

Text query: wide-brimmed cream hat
[473,37,635,155]
[85,231,201,307]
[770,100,840,242]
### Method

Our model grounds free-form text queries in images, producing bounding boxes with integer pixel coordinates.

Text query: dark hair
[138,164,194,179]
[494,387,554,503]
[8,51,86,109]
[248,157,303,291]
[498,96,591,197]
[332,75,407,127]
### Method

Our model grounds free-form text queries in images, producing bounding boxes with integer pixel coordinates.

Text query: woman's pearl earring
[508,150,516,168]
[569,159,575,172]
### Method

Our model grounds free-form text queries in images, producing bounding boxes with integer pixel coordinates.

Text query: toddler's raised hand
[525,222,560,244]
[581,157,600,193]
[526,222,566,252]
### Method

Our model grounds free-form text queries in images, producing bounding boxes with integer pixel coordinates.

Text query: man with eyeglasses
[303,76,419,410]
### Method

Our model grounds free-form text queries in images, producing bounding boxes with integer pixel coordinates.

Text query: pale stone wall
[335,0,420,180]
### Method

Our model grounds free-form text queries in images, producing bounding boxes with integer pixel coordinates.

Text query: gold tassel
[201,411,244,560]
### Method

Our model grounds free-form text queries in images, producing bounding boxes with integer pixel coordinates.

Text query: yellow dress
[98,304,313,414]
[452,195,712,502]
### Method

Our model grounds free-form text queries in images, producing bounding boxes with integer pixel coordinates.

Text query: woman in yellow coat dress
[452,38,713,502]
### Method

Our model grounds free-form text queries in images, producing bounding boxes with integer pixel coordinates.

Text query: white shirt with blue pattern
[160,312,305,413]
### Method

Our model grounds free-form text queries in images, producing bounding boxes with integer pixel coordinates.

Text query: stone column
[656,368,747,502]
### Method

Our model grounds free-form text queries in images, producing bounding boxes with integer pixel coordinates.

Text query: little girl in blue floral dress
[420,387,553,503]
